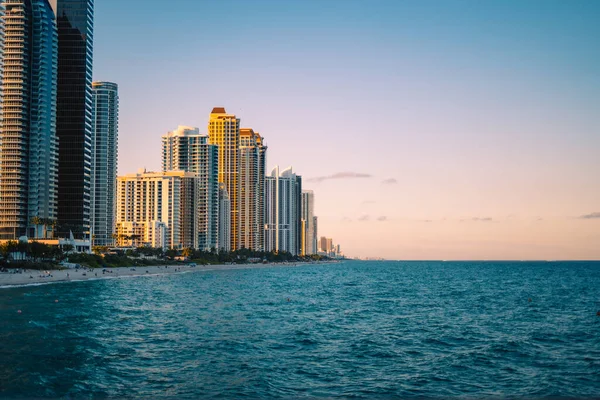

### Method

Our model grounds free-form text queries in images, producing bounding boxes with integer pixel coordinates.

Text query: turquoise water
[1,261,600,398]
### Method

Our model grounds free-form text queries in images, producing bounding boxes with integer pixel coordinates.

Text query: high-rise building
[218,183,230,252]
[301,190,317,255]
[208,107,240,250]
[55,0,94,240]
[239,128,266,251]
[265,166,302,255]
[162,126,219,250]
[116,171,202,249]
[91,81,118,246]
[319,236,333,254]
[0,0,59,240]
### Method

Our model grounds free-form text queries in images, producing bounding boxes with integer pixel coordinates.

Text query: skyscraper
[218,183,230,252]
[0,0,59,240]
[162,126,219,251]
[55,0,93,239]
[239,128,266,251]
[90,81,118,246]
[208,107,240,250]
[301,190,317,255]
[116,171,202,249]
[265,166,302,255]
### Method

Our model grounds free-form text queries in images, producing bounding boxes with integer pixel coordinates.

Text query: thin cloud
[382,178,398,185]
[358,215,370,222]
[579,212,600,219]
[461,217,493,222]
[377,216,388,222]
[308,172,372,183]
[341,217,353,222]
[361,200,376,205]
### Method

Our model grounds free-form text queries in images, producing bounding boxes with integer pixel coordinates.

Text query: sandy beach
[0,262,326,288]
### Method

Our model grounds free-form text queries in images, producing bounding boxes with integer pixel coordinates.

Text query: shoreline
[0,261,335,289]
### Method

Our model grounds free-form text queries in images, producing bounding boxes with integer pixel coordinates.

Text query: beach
[0,262,322,288]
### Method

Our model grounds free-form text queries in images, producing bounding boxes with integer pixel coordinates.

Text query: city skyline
[94,0,599,260]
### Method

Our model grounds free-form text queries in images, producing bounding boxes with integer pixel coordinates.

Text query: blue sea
[1,261,600,399]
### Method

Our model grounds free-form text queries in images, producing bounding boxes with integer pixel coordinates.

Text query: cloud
[361,200,376,205]
[308,172,372,183]
[461,217,493,222]
[358,215,370,221]
[341,217,353,222]
[382,178,398,185]
[377,216,388,222]
[579,212,600,219]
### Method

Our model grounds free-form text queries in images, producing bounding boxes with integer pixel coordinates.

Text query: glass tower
[0,0,59,240]
[56,0,93,239]
[91,81,118,246]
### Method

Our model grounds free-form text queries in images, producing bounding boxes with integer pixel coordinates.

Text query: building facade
[162,126,219,250]
[91,81,118,246]
[239,128,266,251]
[265,166,302,255]
[56,0,94,240]
[208,107,240,250]
[116,171,202,250]
[0,0,59,240]
[301,190,317,255]
[218,183,230,252]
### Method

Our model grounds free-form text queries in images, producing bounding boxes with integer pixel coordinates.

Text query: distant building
[116,171,204,249]
[301,190,317,255]
[161,126,219,250]
[265,166,302,255]
[208,107,240,250]
[91,81,119,246]
[218,183,231,252]
[239,128,267,251]
[0,0,59,240]
[319,236,333,255]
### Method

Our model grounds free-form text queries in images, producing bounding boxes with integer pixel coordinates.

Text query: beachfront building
[265,166,302,255]
[218,183,230,252]
[116,171,203,250]
[0,0,59,240]
[91,81,118,246]
[239,128,267,251]
[55,0,94,240]
[301,190,317,255]
[162,126,219,250]
[208,107,240,250]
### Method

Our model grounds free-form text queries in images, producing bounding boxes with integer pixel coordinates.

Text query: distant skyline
[94,0,600,260]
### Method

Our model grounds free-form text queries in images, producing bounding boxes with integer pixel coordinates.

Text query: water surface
[1,261,599,398]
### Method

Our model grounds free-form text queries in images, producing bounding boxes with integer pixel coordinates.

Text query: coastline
[0,261,333,289]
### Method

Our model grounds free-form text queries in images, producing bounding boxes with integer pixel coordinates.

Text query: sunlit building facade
[162,126,219,251]
[91,81,118,246]
[116,171,202,250]
[301,190,317,255]
[265,166,302,255]
[208,107,240,250]
[239,128,266,251]
[0,0,59,240]
[56,0,94,240]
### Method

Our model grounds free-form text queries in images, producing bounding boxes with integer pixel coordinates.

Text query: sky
[94,0,600,260]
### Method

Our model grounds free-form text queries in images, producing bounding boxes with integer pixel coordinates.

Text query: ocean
[1,261,599,398]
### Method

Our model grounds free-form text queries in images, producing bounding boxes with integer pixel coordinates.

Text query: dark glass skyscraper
[56,0,93,239]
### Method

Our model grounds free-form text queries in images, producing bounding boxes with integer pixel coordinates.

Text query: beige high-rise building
[116,171,202,249]
[239,128,267,251]
[208,107,240,250]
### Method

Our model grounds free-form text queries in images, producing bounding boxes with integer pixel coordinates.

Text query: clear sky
[94,0,600,260]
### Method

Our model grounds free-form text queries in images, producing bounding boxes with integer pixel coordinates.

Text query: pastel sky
[94,0,600,260]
